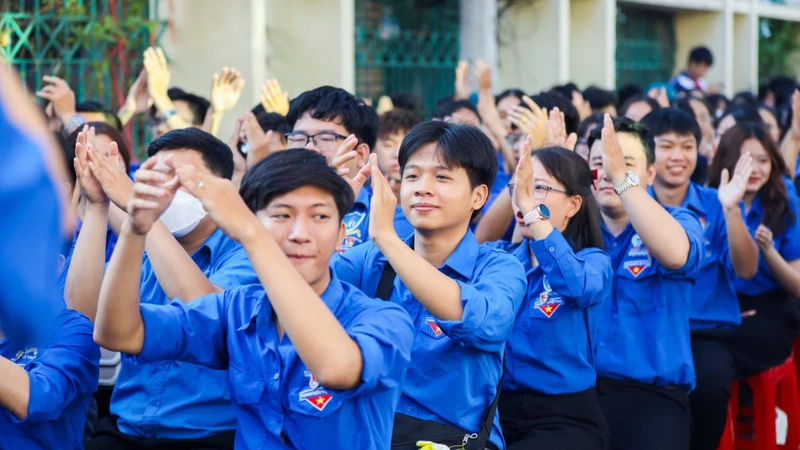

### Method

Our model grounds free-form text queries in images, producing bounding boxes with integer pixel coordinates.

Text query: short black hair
[551,83,578,101]
[617,83,645,109]
[256,112,291,135]
[378,109,422,139]
[732,91,759,108]
[432,99,481,123]
[689,46,713,66]
[286,86,379,151]
[582,85,618,112]
[532,91,580,134]
[76,100,123,130]
[390,92,422,114]
[675,97,710,120]
[167,87,211,125]
[619,95,661,119]
[588,116,653,165]
[716,103,763,131]
[147,128,234,180]
[640,108,702,155]
[496,89,526,105]
[578,113,605,139]
[239,148,354,221]
[398,121,497,219]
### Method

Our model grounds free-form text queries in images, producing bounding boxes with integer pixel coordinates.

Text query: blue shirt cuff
[528,229,571,266]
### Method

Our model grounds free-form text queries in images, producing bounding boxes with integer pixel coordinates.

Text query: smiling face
[741,138,772,195]
[511,156,582,239]
[589,132,656,213]
[400,143,487,234]
[653,132,698,189]
[256,185,345,293]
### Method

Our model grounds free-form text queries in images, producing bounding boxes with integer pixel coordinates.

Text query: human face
[446,108,481,127]
[256,186,344,293]
[759,109,781,144]
[623,101,653,122]
[155,148,217,235]
[588,133,655,212]
[497,96,521,134]
[375,130,405,183]
[690,99,714,146]
[741,138,771,195]
[654,132,698,188]
[291,112,367,177]
[94,134,127,171]
[400,143,488,234]
[716,114,737,141]
[689,61,710,79]
[511,156,582,239]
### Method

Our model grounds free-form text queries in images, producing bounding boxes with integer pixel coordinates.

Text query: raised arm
[208,67,245,137]
[143,47,192,131]
[756,225,800,298]
[717,152,759,279]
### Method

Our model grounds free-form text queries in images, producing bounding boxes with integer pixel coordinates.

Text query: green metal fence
[615,6,677,89]
[1,0,166,159]
[355,0,460,117]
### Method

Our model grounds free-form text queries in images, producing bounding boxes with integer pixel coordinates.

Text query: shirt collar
[353,186,372,208]
[193,227,226,259]
[239,269,346,332]
[378,229,480,279]
[512,240,539,276]
[647,183,706,216]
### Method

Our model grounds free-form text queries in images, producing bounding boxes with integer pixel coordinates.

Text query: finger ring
[198,181,205,188]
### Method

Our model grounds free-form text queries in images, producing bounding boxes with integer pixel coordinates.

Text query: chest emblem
[299,370,333,411]
[535,276,564,318]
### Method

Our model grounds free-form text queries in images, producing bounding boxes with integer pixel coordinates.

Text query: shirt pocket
[413,316,464,377]
[228,365,265,406]
[615,265,665,313]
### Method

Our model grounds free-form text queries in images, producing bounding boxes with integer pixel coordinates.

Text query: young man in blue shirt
[334,121,527,449]
[73,129,259,450]
[0,65,101,450]
[588,115,705,450]
[284,86,413,252]
[640,108,759,450]
[94,149,414,449]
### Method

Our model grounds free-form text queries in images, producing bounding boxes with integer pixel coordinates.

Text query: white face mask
[160,190,208,238]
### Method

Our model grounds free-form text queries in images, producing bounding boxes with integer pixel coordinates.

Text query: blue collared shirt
[734,193,800,296]
[133,272,413,450]
[333,230,527,450]
[111,228,259,439]
[489,230,611,395]
[649,183,740,331]
[595,207,704,391]
[0,307,100,450]
[338,186,413,253]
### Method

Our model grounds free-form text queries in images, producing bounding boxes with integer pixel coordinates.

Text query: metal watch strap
[614,176,636,195]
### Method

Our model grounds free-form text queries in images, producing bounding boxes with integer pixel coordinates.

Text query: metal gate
[616,5,676,88]
[355,0,460,117]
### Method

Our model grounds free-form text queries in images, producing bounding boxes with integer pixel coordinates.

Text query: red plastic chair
[735,357,800,450]
[717,381,739,450]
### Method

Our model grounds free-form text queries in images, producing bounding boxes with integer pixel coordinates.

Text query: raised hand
[143,47,170,106]
[648,87,670,108]
[509,96,547,149]
[717,151,753,211]
[330,134,371,198]
[600,114,627,186]
[376,95,394,115]
[36,75,77,126]
[572,90,591,123]
[172,163,262,243]
[211,67,245,113]
[243,112,277,169]
[87,139,134,210]
[754,224,774,253]
[454,60,472,100]
[475,59,492,91]
[260,79,290,116]
[73,126,106,204]
[126,156,179,235]
[367,153,398,244]
[545,107,578,150]
[512,136,537,215]
[118,69,150,125]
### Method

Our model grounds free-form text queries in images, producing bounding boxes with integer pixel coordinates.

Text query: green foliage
[759,18,800,84]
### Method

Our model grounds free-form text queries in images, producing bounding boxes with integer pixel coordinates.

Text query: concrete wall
[674,9,731,95]
[570,0,616,90]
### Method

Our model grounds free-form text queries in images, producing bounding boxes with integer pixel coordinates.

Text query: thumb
[720,168,730,186]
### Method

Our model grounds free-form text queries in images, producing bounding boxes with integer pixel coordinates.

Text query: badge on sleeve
[299,370,333,411]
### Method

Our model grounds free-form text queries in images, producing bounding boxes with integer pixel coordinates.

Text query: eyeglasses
[507,183,568,199]
[285,132,348,151]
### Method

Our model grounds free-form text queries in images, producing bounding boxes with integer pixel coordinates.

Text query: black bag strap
[375,262,397,301]
[469,353,505,450]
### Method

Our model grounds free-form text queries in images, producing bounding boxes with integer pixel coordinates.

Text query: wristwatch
[523,204,551,226]
[613,171,640,195]
[164,109,178,121]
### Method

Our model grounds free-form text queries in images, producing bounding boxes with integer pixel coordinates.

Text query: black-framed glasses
[285,132,348,151]
[507,183,568,200]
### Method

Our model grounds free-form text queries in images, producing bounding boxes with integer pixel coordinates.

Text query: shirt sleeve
[657,207,704,278]
[329,300,414,400]
[777,201,800,262]
[21,314,100,423]
[331,243,372,289]
[208,245,259,291]
[530,230,612,309]
[130,291,233,370]
[714,203,735,279]
[437,251,527,352]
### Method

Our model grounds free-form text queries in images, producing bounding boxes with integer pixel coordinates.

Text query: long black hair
[533,146,604,252]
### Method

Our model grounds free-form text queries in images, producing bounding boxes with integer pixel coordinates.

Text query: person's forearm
[620,186,691,270]
[0,356,30,420]
[145,222,219,302]
[780,130,800,179]
[152,95,192,130]
[94,223,146,354]
[475,190,513,244]
[117,103,135,127]
[241,227,363,389]
[108,204,126,235]
[724,208,759,280]
[65,202,109,321]
[374,234,463,320]
[763,249,800,298]
[209,111,224,137]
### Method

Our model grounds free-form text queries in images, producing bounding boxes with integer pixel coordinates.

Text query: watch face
[539,204,551,219]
